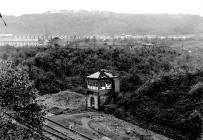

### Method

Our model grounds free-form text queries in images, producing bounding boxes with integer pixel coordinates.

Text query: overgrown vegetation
[114,71,202,139]
[0,40,202,139]
[0,60,44,139]
[0,44,187,94]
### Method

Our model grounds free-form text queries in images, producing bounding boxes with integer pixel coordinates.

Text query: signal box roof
[87,69,118,79]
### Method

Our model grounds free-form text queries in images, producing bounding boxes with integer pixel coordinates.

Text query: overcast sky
[1,0,203,16]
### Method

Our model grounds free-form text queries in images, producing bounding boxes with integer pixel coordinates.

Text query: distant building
[0,34,45,47]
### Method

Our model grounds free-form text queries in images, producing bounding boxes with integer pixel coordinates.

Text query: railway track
[44,117,93,140]
[3,112,52,140]
[43,124,73,140]
[3,112,93,140]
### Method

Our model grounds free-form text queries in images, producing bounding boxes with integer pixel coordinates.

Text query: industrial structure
[86,69,120,110]
[0,34,45,47]
[0,34,70,47]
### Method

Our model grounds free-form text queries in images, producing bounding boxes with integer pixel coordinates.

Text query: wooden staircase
[102,89,117,106]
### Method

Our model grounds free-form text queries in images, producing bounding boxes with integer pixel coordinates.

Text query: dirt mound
[36,90,86,109]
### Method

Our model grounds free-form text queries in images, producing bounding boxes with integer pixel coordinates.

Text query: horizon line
[2,9,203,17]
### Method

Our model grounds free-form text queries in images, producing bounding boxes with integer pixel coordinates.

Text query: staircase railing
[102,89,116,106]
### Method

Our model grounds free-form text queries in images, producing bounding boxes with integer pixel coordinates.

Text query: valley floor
[37,90,171,140]
[47,111,171,140]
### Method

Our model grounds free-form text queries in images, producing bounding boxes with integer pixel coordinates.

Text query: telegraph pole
[0,12,7,26]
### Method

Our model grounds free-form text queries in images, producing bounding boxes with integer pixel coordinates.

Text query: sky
[0,0,203,17]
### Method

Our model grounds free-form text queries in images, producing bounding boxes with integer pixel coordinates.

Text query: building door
[90,96,95,108]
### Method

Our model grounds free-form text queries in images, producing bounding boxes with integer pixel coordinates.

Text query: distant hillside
[1,11,203,35]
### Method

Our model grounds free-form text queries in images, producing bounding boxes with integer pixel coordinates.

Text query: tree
[0,60,44,139]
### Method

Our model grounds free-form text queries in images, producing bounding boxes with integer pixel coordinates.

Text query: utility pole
[0,12,7,26]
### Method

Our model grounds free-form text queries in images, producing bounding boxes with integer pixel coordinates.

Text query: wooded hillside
[1,12,203,35]
[0,41,202,139]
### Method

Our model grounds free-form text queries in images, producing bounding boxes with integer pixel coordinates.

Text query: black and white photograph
[0,0,202,139]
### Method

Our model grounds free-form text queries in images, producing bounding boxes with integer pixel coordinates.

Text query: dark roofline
[87,69,119,79]
[86,76,118,80]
